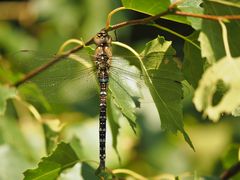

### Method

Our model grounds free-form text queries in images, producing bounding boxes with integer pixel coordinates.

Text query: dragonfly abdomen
[94,30,112,171]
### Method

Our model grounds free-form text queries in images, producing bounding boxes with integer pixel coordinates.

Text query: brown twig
[107,10,170,31]
[220,162,240,180]
[0,2,28,20]
[175,11,240,21]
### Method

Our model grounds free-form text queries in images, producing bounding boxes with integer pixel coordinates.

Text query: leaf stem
[219,20,232,59]
[57,39,85,55]
[149,24,200,50]
[112,169,148,180]
[106,7,126,30]
[175,11,240,21]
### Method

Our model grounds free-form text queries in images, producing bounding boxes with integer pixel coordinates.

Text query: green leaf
[0,85,16,116]
[23,142,79,180]
[183,31,204,88]
[141,36,194,149]
[121,0,171,15]
[199,0,240,64]
[193,57,240,121]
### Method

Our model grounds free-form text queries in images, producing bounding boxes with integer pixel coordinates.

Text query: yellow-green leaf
[0,85,16,116]
[193,57,240,121]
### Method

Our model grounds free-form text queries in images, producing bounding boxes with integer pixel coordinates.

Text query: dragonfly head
[94,30,112,46]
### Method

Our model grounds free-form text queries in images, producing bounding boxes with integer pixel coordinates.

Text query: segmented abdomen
[93,30,112,170]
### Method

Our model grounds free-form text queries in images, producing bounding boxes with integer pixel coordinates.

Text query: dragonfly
[11,30,184,172]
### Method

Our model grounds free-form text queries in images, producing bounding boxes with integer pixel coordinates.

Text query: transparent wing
[9,49,182,110]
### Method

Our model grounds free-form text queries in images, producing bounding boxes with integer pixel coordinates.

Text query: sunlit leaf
[193,57,240,121]
[23,142,79,180]
[232,106,240,117]
[0,85,16,116]
[141,36,194,149]
[58,162,99,180]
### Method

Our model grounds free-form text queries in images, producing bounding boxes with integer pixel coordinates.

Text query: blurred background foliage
[0,0,240,179]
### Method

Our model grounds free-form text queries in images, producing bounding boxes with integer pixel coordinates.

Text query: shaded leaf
[18,83,52,112]
[81,162,99,180]
[23,142,79,180]
[183,31,204,88]
[141,36,194,149]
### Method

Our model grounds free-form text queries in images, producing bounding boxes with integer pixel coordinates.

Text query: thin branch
[220,162,240,180]
[12,1,240,87]
[107,9,170,31]
[175,11,240,21]
[149,23,200,50]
